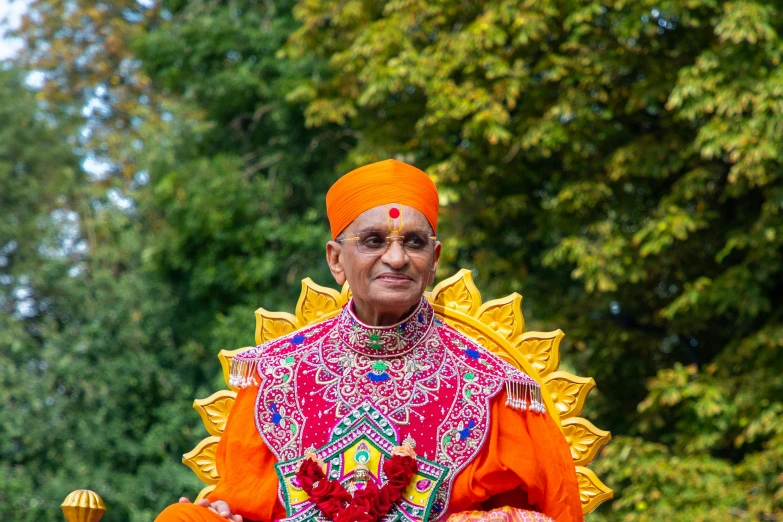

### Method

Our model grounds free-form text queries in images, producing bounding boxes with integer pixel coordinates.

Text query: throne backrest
[183,269,613,514]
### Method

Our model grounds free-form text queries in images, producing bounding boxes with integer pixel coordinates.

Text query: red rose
[296,458,326,494]
[353,481,381,519]
[312,479,351,518]
[382,455,418,492]
[374,486,394,514]
[317,496,347,520]
[335,504,375,522]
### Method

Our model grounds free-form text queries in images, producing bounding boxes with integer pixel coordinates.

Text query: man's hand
[178,496,243,521]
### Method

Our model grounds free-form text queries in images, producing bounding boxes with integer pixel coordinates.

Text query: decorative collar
[336,297,435,358]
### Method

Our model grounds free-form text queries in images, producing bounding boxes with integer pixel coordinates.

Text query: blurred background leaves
[0,0,781,520]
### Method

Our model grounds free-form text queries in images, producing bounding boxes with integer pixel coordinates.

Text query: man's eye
[362,236,385,248]
[404,236,426,249]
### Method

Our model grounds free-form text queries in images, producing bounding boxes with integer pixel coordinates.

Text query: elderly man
[157,160,583,522]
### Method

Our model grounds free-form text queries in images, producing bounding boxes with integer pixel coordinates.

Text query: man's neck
[352,299,419,327]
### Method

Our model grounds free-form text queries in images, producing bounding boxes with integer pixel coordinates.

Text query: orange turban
[326,159,439,239]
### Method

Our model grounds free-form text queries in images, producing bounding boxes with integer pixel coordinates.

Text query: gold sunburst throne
[182,269,613,516]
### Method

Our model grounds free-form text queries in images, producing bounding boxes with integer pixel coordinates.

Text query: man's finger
[232,515,243,522]
[212,500,231,517]
[195,498,211,508]
[178,497,191,504]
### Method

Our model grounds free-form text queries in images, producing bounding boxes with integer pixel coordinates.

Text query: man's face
[326,205,441,320]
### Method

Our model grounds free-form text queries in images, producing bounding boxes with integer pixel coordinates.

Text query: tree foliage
[2,0,782,520]
[0,68,200,521]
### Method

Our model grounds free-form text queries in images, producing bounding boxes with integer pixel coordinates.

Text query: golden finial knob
[61,490,106,522]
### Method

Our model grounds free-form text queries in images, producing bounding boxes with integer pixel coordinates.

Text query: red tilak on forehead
[387,204,403,233]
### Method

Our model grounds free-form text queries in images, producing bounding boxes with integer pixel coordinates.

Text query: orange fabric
[155,386,584,522]
[210,386,287,522]
[325,159,439,239]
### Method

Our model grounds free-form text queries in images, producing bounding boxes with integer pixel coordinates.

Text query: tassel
[505,379,546,414]
[229,358,259,388]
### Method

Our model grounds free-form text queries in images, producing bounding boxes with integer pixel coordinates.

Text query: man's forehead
[347,204,430,230]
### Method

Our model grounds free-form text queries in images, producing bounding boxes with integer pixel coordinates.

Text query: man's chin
[371,276,418,292]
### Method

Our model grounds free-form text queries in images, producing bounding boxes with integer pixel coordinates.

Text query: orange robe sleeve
[207,385,286,522]
[448,391,584,522]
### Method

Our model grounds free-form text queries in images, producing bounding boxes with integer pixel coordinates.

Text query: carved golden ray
[575,467,614,514]
[515,330,563,377]
[183,436,221,485]
[194,390,237,437]
[542,371,596,419]
[295,278,344,325]
[562,418,612,466]
[430,268,482,315]
[476,292,525,343]
[255,308,299,346]
[183,270,613,515]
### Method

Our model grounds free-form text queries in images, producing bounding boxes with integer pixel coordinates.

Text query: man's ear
[326,240,346,286]
[428,241,442,286]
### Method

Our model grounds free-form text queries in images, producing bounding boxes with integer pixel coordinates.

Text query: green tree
[11,0,162,179]
[0,68,205,522]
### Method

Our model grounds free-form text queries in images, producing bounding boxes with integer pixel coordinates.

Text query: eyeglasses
[337,231,438,256]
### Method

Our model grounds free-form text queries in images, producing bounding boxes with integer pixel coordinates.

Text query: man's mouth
[376,273,412,282]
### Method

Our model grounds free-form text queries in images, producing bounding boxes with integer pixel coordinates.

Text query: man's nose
[381,239,409,268]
